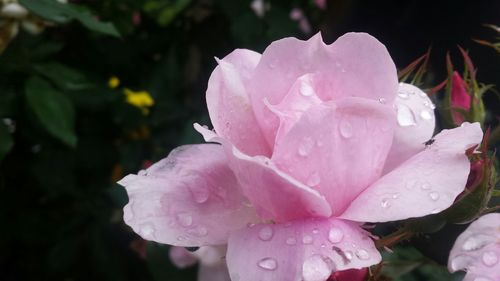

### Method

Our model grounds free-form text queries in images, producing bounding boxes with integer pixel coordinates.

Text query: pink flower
[118,33,483,281]
[451,71,472,124]
[448,213,500,281]
[315,0,327,10]
[169,246,231,281]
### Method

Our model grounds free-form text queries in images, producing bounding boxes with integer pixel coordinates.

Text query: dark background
[0,0,498,280]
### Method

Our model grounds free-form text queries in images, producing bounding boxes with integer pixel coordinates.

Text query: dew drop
[398,91,410,99]
[396,104,417,127]
[462,234,494,251]
[312,228,319,234]
[344,251,353,260]
[420,110,432,120]
[258,226,274,241]
[286,237,297,245]
[307,172,321,187]
[482,251,498,266]
[355,249,370,260]
[302,235,314,244]
[392,193,400,199]
[257,257,278,271]
[378,98,386,104]
[298,137,315,157]
[302,255,332,281]
[176,212,193,227]
[339,119,353,139]
[450,255,475,271]
[139,223,155,238]
[381,198,391,208]
[189,184,210,204]
[328,227,344,243]
[300,82,315,97]
[420,183,431,190]
[429,191,440,201]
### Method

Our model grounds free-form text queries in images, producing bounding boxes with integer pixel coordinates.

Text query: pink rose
[118,32,483,281]
[448,213,500,281]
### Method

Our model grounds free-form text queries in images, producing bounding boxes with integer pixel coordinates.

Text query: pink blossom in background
[315,0,327,10]
[448,213,500,281]
[290,8,312,34]
[118,32,483,281]
[169,246,231,281]
[451,71,471,124]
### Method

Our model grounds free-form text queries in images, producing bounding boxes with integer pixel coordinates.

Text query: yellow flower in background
[123,88,154,115]
[108,76,120,89]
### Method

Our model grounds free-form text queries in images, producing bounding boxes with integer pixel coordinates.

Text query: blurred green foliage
[0,0,498,281]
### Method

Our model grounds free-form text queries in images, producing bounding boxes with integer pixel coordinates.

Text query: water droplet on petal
[258,257,278,271]
[298,137,315,157]
[396,104,417,127]
[307,172,321,187]
[176,212,193,227]
[302,255,333,281]
[339,118,353,139]
[344,251,353,260]
[392,193,400,199]
[328,227,344,243]
[378,98,386,104]
[312,228,319,234]
[300,82,315,97]
[420,110,432,120]
[286,237,297,245]
[482,251,498,266]
[139,223,156,238]
[258,226,274,241]
[189,184,210,204]
[462,234,494,251]
[450,254,475,271]
[355,249,370,260]
[429,191,440,201]
[420,183,431,190]
[381,198,391,208]
[398,91,410,99]
[302,235,313,244]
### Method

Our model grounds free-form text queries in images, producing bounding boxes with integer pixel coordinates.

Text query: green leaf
[0,122,14,162]
[33,62,94,91]
[19,0,120,37]
[25,77,77,147]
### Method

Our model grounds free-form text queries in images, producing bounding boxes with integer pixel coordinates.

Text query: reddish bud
[328,268,368,281]
[450,71,471,124]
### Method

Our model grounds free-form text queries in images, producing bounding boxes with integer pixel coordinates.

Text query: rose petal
[448,213,500,281]
[266,73,329,149]
[340,122,483,222]
[383,83,436,173]
[198,263,232,281]
[249,32,398,146]
[169,246,198,269]
[271,97,396,215]
[207,49,271,156]
[194,124,332,222]
[226,218,380,281]
[119,144,259,246]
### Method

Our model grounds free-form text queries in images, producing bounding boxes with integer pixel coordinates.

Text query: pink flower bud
[329,268,368,281]
[451,71,471,124]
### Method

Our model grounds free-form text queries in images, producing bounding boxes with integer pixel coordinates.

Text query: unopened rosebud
[329,268,368,281]
[0,3,28,19]
[450,71,471,124]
